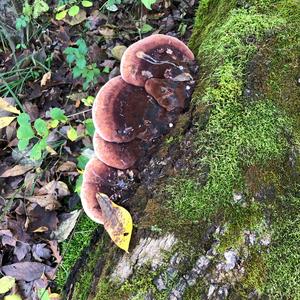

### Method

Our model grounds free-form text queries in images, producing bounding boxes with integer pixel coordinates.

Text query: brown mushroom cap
[120,34,195,87]
[92,75,174,143]
[145,78,193,112]
[81,157,118,224]
[93,132,144,170]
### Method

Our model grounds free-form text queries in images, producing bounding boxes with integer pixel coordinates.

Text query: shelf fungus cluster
[80,34,196,251]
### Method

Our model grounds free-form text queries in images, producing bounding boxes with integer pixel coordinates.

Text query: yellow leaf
[0,276,15,294]
[4,295,22,300]
[49,293,61,300]
[46,146,57,156]
[96,193,133,252]
[33,226,48,232]
[0,98,20,114]
[0,116,16,129]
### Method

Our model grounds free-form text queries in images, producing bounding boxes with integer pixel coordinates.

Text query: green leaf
[82,80,90,91]
[81,0,93,7]
[50,108,67,122]
[34,118,49,137]
[76,56,86,69]
[140,23,153,33]
[17,125,35,140]
[0,276,15,294]
[49,119,59,128]
[75,174,83,194]
[23,1,33,17]
[102,66,110,73]
[76,39,88,55]
[141,0,156,10]
[18,139,30,151]
[82,95,94,106]
[30,139,47,160]
[67,126,78,141]
[77,154,89,170]
[15,16,27,30]
[32,0,49,19]
[66,53,76,64]
[17,113,31,126]
[68,5,80,17]
[84,119,95,136]
[55,9,68,20]
[73,66,83,78]
[37,288,50,300]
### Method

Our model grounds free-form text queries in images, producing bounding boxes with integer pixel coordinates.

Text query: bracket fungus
[120,34,195,87]
[93,132,144,170]
[81,157,118,224]
[81,34,196,251]
[92,75,173,143]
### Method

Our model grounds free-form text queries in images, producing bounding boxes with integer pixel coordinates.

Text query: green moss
[168,0,300,297]
[183,278,206,299]
[71,236,106,300]
[263,196,300,298]
[56,214,98,290]
[94,267,170,300]
[217,203,264,253]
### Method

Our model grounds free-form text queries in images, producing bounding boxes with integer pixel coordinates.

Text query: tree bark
[65,1,300,299]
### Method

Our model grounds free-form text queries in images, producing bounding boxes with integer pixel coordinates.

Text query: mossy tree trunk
[64,0,300,299]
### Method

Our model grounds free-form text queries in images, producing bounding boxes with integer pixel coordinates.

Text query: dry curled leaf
[41,71,51,86]
[97,193,133,252]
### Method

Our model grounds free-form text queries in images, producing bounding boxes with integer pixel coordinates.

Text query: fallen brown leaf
[57,161,77,172]
[51,210,81,242]
[37,180,70,198]
[0,165,33,177]
[1,262,54,281]
[25,195,61,210]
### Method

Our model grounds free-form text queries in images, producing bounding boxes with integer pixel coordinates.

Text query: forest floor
[1,0,300,299]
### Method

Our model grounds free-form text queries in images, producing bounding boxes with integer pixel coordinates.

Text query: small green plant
[64,39,100,90]
[17,113,48,160]
[16,108,67,160]
[55,0,93,20]
[15,15,30,31]
[140,0,156,10]
[74,149,93,194]
[16,0,49,29]
[103,0,156,11]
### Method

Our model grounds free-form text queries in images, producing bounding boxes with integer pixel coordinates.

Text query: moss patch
[55,214,98,290]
